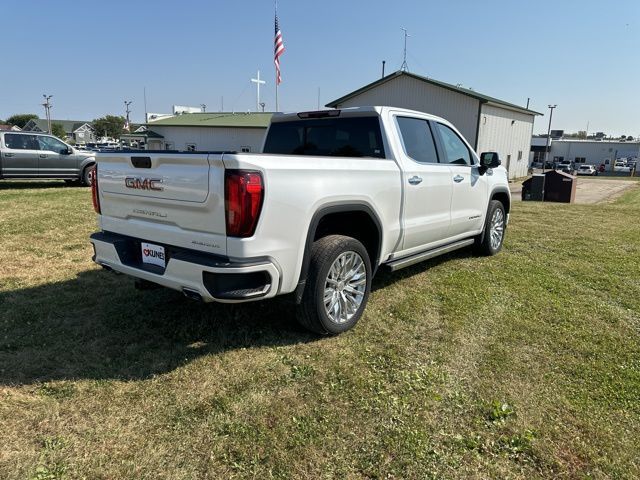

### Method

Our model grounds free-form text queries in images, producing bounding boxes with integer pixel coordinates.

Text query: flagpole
[275,0,279,112]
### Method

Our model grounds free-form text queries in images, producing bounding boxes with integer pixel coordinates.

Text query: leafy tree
[51,123,67,140]
[92,115,126,139]
[7,113,38,128]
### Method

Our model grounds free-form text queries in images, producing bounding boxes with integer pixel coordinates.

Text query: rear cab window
[263,116,385,158]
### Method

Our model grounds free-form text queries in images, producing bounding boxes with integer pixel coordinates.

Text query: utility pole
[251,70,266,113]
[200,104,206,113]
[543,104,557,173]
[42,95,53,134]
[400,28,410,71]
[143,87,148,122]
[124,100,132,131]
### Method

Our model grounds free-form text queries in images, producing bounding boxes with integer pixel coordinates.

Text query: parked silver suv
[0,131,96,185]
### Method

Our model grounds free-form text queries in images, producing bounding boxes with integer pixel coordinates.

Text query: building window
[575,157,586,164]
[241,146,251,153]
[518,150,523,161]
[186,143,196,152]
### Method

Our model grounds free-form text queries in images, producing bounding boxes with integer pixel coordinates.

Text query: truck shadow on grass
[0,269,312,385]
[372,247,472,292]
[0,249,472,386]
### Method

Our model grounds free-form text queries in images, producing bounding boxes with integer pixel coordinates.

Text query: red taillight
[225,170,264,237]
[91,164,101,214]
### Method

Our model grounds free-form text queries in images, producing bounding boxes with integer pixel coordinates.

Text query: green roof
[326,70,542,116]
[146,112,273,128]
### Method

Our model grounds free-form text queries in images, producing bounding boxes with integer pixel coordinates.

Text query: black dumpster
[522,174,545,201]
[544,170,576,203]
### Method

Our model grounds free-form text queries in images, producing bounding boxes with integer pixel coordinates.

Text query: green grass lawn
[1,180,639,479]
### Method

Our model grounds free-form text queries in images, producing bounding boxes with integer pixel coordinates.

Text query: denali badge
[125,177,163,191]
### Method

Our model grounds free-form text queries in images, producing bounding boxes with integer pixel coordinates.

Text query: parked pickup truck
[0,131,96,185]
[90,106,510,334]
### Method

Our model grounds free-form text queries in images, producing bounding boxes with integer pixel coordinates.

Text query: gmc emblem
[125,177,163,191]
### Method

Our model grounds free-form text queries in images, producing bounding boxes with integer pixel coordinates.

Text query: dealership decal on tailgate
[141,242,166,268]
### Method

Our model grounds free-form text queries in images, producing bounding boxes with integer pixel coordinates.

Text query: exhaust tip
[182,288,203,302]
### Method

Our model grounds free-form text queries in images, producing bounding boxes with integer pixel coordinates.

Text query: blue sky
[2,0,639,135]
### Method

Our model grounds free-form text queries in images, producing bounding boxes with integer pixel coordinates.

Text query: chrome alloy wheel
[323,251,367,324]
[490,208,505,250]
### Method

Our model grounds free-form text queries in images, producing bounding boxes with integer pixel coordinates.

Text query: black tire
[81,164,94,186]
[296,235,372,335]
[474,200,506,256]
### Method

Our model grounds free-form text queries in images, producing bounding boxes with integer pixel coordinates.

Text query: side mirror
[480,152,501,172]
[61,147,72,155]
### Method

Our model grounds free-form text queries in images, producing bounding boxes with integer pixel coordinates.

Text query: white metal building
[326,71,541,179]
[548,139,640,166]
[144,112,272,151]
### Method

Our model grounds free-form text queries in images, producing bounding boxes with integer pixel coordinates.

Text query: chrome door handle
[39,154,48,158]
[453,175,464,183]
[4,153,15,157]
[408,176,423,185]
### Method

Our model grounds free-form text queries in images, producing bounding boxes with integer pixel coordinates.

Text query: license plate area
[141,242,166,268]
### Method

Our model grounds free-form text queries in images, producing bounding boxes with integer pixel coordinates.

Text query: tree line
[1,113,129,140]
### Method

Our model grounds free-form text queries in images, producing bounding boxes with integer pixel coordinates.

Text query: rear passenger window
[5,134,40,150]
[435,123,472,165]
[396,117,439,164]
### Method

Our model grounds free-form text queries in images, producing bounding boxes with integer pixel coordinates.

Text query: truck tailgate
[96,152,227,255]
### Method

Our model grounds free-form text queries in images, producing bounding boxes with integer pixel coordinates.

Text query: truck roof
[270,106,448,124]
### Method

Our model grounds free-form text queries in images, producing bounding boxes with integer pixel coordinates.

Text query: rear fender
[294,202,382,304]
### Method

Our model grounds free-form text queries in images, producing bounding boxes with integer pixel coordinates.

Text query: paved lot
[509,177,638,204]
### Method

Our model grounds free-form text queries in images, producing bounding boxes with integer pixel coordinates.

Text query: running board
[384,238,475,272]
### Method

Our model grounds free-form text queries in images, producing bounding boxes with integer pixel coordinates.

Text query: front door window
[38,135,67,153]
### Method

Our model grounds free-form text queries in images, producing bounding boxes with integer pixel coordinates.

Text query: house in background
[22,119,96,144]
[0,124,22,131]
[143,112,272,151]
[120,126,165,150]
[326,70,541,179]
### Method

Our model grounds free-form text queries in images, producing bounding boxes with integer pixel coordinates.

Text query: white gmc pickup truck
[90,106,510,334]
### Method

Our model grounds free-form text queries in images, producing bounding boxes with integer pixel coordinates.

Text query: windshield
[263,116,385,158]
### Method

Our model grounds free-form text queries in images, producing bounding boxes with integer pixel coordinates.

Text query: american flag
[274,13,285,85]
